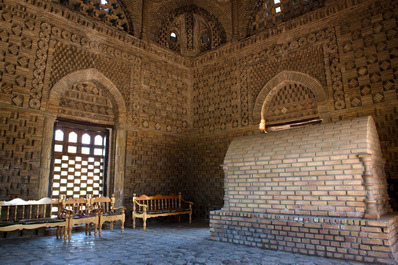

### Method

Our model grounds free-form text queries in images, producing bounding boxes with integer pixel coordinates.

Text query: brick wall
[221,117,390,218]
[210,211,398,264]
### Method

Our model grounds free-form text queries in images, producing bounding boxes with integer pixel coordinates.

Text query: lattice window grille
[51,126,108,201]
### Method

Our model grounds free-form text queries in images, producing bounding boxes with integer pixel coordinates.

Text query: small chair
[90,194,125,236]
[60,196,99,241]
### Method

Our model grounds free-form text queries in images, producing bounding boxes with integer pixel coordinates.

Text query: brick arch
[253,71,328,123]
[40,69,127,206]
[47,68,127,125]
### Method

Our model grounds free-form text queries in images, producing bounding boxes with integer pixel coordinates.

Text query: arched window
[170,32,178,42]
[82,134,91,144]
[68,132,78,143]
[55,129,64,141]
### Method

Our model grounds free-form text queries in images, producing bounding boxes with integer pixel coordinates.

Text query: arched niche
[39,69,127,206]
[253,70,330,130]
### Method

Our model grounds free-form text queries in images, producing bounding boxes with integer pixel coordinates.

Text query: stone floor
[0,220,364,265]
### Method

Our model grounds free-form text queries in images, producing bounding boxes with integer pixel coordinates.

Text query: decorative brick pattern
[246,42,326,106]
[186,129,258,218]
[248,0,325,36]
[50,42,132,108]
[157,5,226,56]
[124,130,187,208]
[0,3,36,108]
[337,4,398,108]
[264,82,319,124]
[140,60,190,134]
[192,58,240,133]
[53,0,132,33]
[0,110,44,198]
[58,81,115,123]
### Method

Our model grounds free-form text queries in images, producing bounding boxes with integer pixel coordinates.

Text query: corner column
[38,114,56,198]
[114,126,127,207]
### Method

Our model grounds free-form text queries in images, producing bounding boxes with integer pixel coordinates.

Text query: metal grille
[50,122,108,200]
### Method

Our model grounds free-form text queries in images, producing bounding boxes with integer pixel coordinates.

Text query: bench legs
[55,226,67,242]
[132,216,147,231]
[143,217,147,231]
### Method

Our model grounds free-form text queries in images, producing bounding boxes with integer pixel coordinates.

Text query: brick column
[359,153,379,219]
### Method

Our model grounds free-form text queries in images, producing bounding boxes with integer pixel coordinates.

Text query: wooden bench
[132,192,193,230]
[90,194,125,236]
[0,197,67,241]
[61,196,99,241]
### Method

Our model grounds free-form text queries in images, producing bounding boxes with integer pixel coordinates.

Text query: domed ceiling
[54,0,327,56]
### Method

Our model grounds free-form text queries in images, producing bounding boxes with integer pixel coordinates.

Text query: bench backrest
[133,193,182,212]
[61,197,93,215]
[0,197,60,221]
[90,194,115,212]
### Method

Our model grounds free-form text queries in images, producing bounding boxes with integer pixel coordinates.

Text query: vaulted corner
[246,0,326,37]
[53,0,134,34]
[155,5,226,56]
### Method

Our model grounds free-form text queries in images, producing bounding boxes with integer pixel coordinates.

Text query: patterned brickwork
[54,0,132,33]
[192,58,240,133]
[265,82,319,124]
[50,42,131,108]
[0,110,44,199]
[337,4,398,108]
[58,81,115,123]
[140,60,190,134]
[157,5,226,56]
[187,129,258,218]
[0,3,37,108]
[248,0,325,36]
[124,130,187,207]
[246,43,326,106]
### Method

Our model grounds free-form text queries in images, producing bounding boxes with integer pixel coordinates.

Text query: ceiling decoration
[156,5,226,56]
[248,0,325,36]
[54,0,133,34]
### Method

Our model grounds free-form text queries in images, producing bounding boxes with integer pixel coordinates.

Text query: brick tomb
[210,116,398,264]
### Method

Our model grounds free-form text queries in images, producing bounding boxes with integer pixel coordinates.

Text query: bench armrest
[58,207,74,217]
[90,208,103,214]
[181,198,194,205]
[133,200,148,209]
[112,206,126,213]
